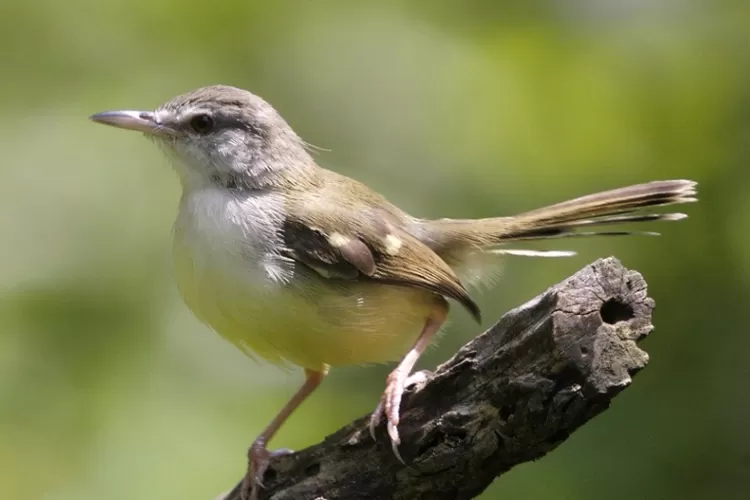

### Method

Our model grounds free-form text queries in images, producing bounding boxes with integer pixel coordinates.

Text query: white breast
[173,187,292,289]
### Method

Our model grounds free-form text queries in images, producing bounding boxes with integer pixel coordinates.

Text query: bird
[89,84,697,499]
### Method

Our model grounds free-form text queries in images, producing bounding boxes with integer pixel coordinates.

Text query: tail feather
[567,212,687,227]
[500,229,661,242]
[426,180,697,251]
[501,180,696,239]
[518,180,696,222]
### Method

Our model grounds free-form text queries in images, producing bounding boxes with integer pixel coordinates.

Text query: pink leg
[241,367,328,500]
[369,299,448,463]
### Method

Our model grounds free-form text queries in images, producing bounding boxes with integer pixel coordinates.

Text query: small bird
[90,85,697,500]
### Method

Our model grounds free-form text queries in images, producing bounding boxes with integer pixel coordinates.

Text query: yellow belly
[172,235,434,370]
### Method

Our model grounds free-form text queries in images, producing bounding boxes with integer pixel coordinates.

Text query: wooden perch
[220,257,655,500]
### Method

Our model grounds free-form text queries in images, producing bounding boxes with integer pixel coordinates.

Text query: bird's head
[90,85,314,190]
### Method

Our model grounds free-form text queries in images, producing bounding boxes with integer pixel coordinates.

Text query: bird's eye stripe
[184,114,263,137]
[214,116,264,136]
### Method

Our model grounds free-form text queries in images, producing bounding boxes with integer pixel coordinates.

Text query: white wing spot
[384,234,403,255]
[329,232,350,247]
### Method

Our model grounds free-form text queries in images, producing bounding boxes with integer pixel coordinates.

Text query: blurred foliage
[1,1,748,499]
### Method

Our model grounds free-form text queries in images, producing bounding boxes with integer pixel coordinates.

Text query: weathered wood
[220,257,655,500]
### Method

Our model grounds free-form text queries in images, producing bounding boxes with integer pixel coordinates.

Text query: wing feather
[281,207,481,322]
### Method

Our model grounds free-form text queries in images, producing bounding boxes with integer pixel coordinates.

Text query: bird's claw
[387,420,405,464]
[240,445,295,500]
[369,370,428,464]
[369,394,405,464]
[368,400,384,441]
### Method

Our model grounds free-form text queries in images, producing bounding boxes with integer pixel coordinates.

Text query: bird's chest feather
[172,189,292,319]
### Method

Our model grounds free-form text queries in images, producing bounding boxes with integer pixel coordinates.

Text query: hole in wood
[265,468,277,482]
[305,462,320,476]
[600,298,634,324]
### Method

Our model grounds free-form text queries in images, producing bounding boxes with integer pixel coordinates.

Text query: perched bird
[90,85,697,499]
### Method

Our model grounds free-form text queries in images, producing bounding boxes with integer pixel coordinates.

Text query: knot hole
[600,298,634,325]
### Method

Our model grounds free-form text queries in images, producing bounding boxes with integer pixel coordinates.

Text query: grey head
[90,85,315,190]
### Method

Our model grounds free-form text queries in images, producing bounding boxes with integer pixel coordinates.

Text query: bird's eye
[190,114,214,134]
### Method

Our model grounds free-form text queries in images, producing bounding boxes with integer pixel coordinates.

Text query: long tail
[427,180,698,252]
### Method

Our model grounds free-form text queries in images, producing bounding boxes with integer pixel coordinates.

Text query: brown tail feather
[426,180,697,250]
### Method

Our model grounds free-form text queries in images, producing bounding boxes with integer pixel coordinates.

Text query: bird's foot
[240,441,294,500]
[368,370,428,464]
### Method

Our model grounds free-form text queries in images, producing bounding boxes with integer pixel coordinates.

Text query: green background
[1,1,748,499]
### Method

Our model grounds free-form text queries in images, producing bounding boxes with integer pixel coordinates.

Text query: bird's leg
[241,367,328,500]
[369,298,448,463]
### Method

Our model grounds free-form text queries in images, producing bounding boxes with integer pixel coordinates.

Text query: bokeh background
[1,1,749,499]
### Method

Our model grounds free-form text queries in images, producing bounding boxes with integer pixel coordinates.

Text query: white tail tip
[490,249,578,258]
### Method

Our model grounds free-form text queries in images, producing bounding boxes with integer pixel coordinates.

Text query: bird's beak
[89,110,176,137]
